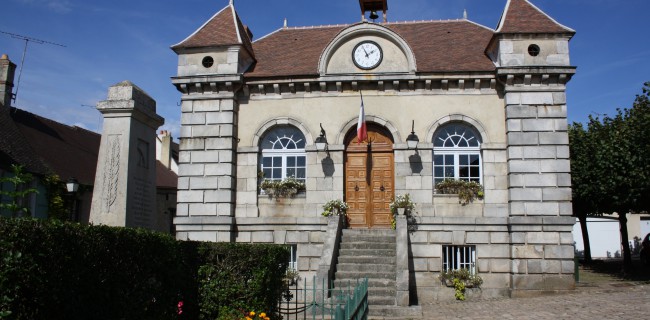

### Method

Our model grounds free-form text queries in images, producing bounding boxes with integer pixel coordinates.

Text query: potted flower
[438,268,483,301]
[435,179,483,205]
[322,199,348,217]
[389,194,415,216]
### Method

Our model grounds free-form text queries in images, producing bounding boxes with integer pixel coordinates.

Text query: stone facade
[171,0,577,301]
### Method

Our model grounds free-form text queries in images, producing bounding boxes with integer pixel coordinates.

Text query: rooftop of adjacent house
[4,107,178,189]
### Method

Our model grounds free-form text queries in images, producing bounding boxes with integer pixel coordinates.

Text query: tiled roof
[389,21,495,73]
[11,107,101,185]
[496,0,574,34]
[9,107,178,189]
[245,20,495,78]
[0,109,51,175]
[172,4,254,56]
[156,161,178,189]
[246,25,347,78]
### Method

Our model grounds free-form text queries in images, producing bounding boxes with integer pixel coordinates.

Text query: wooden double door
[345,126,394,229]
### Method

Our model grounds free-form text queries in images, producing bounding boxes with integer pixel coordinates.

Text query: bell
[369,11,379,20]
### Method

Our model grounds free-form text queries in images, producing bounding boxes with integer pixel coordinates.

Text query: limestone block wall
[175,97,239,241]
[408,217,512,303]
[504,81,576,294]
[234,217,329,281]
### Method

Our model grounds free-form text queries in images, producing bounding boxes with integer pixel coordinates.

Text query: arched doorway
[345,124,394,229]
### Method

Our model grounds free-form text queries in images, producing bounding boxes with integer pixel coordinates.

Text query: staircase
[333,229,421,319]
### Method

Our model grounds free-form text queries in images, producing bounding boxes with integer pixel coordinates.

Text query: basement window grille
[442,245,477,274]
[289,244,298,271]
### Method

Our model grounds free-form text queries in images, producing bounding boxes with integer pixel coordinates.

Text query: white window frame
[259,127,307,184]
[442,245,477,275]
[433,123,482,185]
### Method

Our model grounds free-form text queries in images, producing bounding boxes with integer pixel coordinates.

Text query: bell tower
[359,0,387,22]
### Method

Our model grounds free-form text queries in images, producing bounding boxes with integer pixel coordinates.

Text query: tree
[569,82,650,274]
[0,164,38,217]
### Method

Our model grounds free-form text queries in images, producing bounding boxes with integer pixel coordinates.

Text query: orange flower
[249,311,256,317]
[259,312,267,318]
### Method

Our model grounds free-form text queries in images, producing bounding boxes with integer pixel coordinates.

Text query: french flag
[357,92,367,143]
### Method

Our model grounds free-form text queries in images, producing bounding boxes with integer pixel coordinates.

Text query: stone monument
[90,81,164,229]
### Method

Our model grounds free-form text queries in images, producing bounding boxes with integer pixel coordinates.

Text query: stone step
[337,256,396,264]
[368,295,396,305]
[368,287,396,297]
[368,306,423,318]
[340,242,395,250]
[335,271,395,280]
[336,263,396,273]
[338,248,395,257]
[342,229,396,236]
[334,278,395,288]
[341,235,396,243]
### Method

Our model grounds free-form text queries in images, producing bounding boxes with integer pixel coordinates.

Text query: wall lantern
[66,177,80,193]
[406,120,419,150]
[315,123,328,152]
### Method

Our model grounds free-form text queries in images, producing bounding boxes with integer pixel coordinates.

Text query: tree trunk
[618,212,633,275]
[578,214,592,262]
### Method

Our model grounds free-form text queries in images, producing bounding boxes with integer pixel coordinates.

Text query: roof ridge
[171,5,230,48]
[11,107,99,137]
[496,0,575,34]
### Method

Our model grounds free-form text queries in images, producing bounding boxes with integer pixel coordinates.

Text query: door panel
[345,152,394,229]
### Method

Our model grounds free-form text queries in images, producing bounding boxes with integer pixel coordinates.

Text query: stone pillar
[90,81,164,230]
[0,54,16,108]
[501,68,576,295]
[174,94,239,242]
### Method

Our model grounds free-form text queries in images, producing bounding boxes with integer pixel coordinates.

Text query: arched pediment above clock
[318,23,416,76]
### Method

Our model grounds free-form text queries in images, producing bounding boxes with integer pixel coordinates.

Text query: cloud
[14,0,72,13]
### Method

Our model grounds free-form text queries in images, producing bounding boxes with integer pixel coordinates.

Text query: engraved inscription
[103,135,120,213]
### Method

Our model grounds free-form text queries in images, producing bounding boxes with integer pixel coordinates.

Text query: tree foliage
[569,82,650,272]
[0,165,38,217]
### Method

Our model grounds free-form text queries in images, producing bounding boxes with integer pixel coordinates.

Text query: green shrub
[197,243,289,320]
[0,218,290,320]
[0,218,197,320]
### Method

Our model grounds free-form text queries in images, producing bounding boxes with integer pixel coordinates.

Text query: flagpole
[357,91,367,144]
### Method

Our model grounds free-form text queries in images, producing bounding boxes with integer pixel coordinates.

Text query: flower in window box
[435,179,483,205]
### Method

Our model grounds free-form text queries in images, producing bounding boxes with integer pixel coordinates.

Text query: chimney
[157,130,172,169]
[0,54,16,108]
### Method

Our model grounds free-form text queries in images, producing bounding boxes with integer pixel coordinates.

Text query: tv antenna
[0,30,66,104]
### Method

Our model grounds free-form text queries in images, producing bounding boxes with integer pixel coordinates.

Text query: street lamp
[66,177,79,221]
[315,123,328,152]
[406,120,419,150]
[66,177,79,193]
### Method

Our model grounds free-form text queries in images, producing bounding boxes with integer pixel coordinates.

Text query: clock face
[352,41,383,70]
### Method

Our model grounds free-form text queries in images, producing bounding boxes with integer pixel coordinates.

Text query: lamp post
[66,177,79,221]
[406,120,419,150]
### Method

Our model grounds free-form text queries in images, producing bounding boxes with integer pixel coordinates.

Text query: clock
[352,40,383,70]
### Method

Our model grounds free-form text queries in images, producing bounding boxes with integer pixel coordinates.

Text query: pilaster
[501,68,576,294]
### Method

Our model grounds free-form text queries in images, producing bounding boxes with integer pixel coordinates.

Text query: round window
[202,56,214,68]
[528,44,540,57]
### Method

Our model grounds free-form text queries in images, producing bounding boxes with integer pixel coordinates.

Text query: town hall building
[171,0,576,306]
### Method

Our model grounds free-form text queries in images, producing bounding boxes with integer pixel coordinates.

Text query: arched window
[433,123,482,185]
[260,126,306,183]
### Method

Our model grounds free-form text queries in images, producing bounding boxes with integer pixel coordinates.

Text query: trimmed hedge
[198,243,289,320]
[0,218,289,320]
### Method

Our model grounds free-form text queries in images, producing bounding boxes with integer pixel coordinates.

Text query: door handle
[355,184,359,192]
[380,185,385,192]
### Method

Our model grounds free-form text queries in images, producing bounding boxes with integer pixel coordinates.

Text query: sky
[1,0,649,140]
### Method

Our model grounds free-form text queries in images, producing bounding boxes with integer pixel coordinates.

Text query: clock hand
[362,47,369,57]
